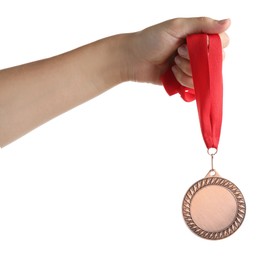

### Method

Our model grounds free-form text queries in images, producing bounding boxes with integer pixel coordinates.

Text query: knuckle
[197,16,209,25]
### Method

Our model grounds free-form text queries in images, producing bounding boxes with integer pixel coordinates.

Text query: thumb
[173,17,231,37]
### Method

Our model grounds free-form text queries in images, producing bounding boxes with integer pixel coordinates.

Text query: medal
[162,34,246,240]
[182,169,246,240]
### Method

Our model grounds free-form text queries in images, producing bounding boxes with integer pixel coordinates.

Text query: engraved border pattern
[182,177,246,240]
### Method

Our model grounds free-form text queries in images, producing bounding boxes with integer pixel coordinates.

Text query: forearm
[0,34,131,147]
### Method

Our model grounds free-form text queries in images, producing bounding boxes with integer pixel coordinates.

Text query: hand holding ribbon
[161,34,223,149]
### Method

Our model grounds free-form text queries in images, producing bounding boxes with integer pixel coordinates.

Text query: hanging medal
[161,34,246,240]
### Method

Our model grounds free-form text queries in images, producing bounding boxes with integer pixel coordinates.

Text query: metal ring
[207,148,218,156]
[208,169,217,176]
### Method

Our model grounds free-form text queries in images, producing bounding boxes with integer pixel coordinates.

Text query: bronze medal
[182,171,246,240]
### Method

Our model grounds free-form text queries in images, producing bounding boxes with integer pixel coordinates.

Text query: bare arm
[0,17,230,147]
[0,34,131,146]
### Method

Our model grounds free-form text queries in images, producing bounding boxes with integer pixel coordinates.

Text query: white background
[0,0,267,259]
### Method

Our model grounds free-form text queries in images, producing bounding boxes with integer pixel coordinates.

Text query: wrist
[88,33,134,92]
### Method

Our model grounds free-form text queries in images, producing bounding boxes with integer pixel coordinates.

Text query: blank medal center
[190,185,237,232]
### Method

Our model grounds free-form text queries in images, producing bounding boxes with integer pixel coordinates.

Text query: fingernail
[178,45,187,57]
[174,56,180,65]
[218,18,230,24]
[171,65,177,73]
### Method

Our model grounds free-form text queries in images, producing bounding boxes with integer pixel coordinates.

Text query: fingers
[173,31,229,88]
[172,64,194,89]
[177,44,189,59]
[163,17,230,88]
[174,56,192,76]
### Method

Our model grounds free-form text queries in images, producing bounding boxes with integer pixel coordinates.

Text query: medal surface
[182,171,246,240]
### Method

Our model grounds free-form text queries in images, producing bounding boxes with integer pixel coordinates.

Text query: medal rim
[182,174,246,240]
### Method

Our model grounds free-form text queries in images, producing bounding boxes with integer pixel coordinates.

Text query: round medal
[182,171,246,240]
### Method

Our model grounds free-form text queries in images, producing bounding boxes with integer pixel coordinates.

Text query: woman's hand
[128,17,230,86]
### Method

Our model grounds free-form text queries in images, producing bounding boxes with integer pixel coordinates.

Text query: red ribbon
[161,34,223,149]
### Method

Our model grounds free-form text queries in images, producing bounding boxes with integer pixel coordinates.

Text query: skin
[0,17,230,147]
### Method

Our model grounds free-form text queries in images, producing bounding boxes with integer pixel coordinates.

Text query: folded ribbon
[161,34,223,149]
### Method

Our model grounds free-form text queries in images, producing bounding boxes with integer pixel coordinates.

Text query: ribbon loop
[161,34,223,149]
